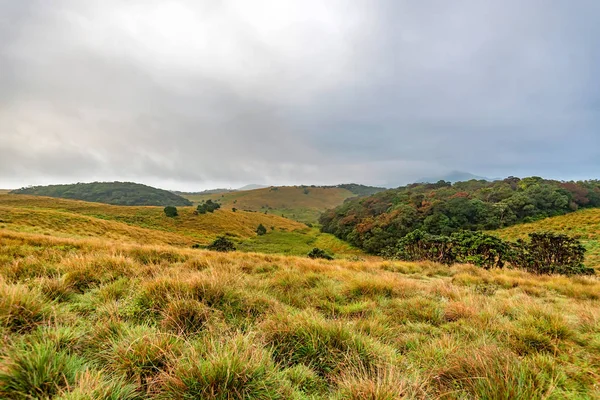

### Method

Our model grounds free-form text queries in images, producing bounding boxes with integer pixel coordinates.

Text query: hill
[181,184,385,223]
[321,176,600,254]
[492,208,600,270]
[0,228,598,398]
[0,194,362,258]
[11,182,192,206]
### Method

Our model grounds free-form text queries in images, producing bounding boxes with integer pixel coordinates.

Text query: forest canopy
[320,177,600,254]
[11,182,192,207]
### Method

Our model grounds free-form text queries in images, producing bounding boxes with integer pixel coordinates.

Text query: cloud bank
[1,0,599,189]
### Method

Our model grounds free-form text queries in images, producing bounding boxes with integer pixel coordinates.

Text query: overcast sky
[1,0,599,190]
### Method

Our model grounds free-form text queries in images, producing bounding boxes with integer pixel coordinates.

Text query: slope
[182,185,383,223]
[492,208,600,269]
[11,181,192,206]
[0,194,362,257]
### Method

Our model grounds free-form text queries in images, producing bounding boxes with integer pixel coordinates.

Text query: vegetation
[207,236,236,252]
[256,224,267,236]
[386,230,594,275]
[163,206,178,218]
[197,199,221,214]
[307,247,333,260]
[0,229,598,398]
[321,177,600,255]
[11,181,192,206]
[181,184,385,224]
[493,207,600,270]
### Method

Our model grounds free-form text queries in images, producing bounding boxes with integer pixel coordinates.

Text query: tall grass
[0,229,599,398]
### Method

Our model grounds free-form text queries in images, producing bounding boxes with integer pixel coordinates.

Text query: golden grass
[0,194,305,245]
[0,229,599,398]
[492,208,600,270]
[182,186,356,223]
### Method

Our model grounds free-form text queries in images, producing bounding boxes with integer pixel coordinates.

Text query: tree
[164,206,178,217]
[256,224,267,236]
[197,199,221,214]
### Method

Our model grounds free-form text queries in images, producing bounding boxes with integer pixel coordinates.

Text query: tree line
[320,177,600,274]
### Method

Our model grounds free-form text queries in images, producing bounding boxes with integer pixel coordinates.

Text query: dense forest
[320,177,600,254]
[11,182,192,207]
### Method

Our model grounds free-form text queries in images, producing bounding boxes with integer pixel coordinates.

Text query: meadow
[182,186,357,224]
[1,193,599,398]
[1,229,599,398]
[0,194,363,259]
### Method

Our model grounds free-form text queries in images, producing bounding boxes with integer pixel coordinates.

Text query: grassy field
[0,229,598,398]
[0,194,364,258]
[493,208,600,270]
[182,186,357,223]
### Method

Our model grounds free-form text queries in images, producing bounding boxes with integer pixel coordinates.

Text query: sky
[1,0,599,191]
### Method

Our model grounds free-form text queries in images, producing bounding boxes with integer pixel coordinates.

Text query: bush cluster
[385,230,593,275]
[307,248,333,260]
[197,200,220,214]
[207,236,236,252]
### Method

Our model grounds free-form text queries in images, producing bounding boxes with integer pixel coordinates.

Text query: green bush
[256,224,267,236]
[197,200,221,214]
[164,206,178,218]
[308,248,333,260]
[207,237,236,252]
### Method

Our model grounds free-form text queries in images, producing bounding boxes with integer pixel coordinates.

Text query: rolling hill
[0,194,362,257]
[11,182,192,206]
[492,208,600,270]
[181,184,385,223]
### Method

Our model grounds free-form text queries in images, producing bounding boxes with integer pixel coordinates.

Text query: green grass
[2,230,598,398]
[236,227,364,258]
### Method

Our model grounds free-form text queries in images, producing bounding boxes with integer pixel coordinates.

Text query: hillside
[0,194,361,258]
[11,182,192,206]
[0,229,598,398]
[493,208,600,270]
[321,177,600,254]
[181,184,385,223]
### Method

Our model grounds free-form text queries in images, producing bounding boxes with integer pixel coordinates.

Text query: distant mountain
[415,171,491,184]
[237,184,269,191]
[12,182,192,207]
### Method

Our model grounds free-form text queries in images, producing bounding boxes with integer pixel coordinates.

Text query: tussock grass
[0,229,599,398]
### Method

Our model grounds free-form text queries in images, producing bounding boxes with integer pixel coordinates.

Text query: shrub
[164,206,178,218]
[207,237,236,252]
[197,200,221,214]
[510,232,594,275]
[307,248,333,260]
[256,224,267,236]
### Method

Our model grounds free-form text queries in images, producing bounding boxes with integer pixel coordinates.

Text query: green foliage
[321,177,600,255]
[11,181,192,206]
[387,230,593,275]
[163,206,178,218]
[308,247,334,260]
[197,199,221,214]
[509,232,594,275]
[207,236,236,252]
[256,224,267,236]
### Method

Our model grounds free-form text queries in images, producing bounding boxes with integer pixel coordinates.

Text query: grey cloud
[0,0,599,190]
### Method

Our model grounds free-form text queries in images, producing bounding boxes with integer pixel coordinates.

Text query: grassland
[0,229,599,398]
[182,186,357,223]
[0,194,364,258]
[493,208,600,270]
